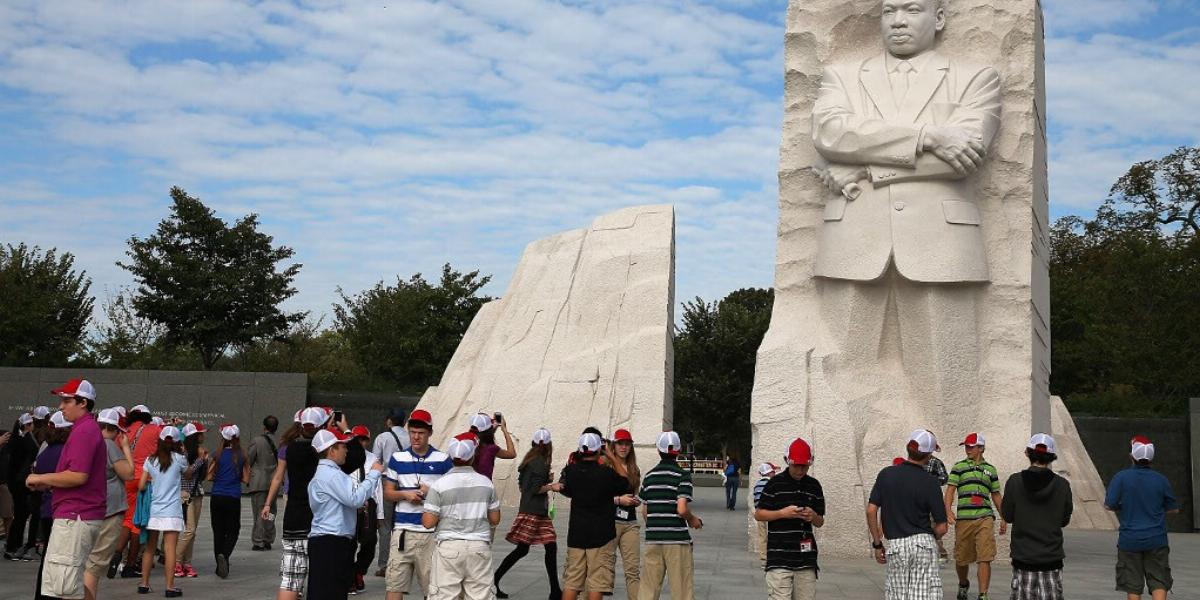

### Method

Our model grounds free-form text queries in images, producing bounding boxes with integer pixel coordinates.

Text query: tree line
[2,148,1197,455]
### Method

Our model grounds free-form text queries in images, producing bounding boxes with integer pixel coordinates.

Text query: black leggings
[6,488,39,553]
[494,541,561,595]
[307,535,354,600]
[353,506,377,578]
[209,495,241,560]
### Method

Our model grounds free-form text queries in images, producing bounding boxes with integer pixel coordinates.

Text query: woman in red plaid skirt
[494,428,563,600]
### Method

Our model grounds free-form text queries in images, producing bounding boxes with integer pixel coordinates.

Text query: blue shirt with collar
[308,458,382,538]
[1104,464,1179,552]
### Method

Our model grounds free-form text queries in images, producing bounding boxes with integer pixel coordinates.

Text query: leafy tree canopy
[0,243,93,366]
[118,187,303,369]
[334,264,491,388]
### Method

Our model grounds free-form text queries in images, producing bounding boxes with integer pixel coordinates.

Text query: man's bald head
[881,0,946,58]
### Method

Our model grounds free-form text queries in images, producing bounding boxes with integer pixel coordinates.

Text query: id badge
[799,535,813,553]
[616,507,631,520]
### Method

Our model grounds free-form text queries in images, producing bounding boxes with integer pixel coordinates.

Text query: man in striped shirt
[945,432,1005,600]
[383,410,452,600]
[637,431,702,600]
[421,433,500,600]
[755,438,825,600]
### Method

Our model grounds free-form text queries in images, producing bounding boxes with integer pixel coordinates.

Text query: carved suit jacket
[811,51,1001,283]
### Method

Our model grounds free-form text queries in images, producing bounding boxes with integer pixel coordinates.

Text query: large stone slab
[751,0,1053,557]
[417,205,675,505]
[1049,396,1117,530]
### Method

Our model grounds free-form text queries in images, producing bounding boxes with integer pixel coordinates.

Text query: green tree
[0,243,93,366]
[85,288,166,368]
[334,264,491,388]
[1050,146,1200,416]
[118,187,304,369]
[673,287,772,462]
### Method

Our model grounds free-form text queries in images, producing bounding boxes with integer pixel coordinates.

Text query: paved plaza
[1,486,1196,599]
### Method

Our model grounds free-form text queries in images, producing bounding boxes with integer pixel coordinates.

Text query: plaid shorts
[884,534,942,600]
[279,538,309,592]
[1010,568,1063,600]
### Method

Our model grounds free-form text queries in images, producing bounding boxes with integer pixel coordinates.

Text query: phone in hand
[333,411,345,424]
[493,412,503,425]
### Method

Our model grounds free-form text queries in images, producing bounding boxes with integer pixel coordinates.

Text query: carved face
[881,0,945,57]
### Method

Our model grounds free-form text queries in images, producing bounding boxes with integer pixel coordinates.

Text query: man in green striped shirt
[637,431,702,600]
[945,432,1006,600]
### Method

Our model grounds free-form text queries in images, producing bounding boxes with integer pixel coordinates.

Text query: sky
[1,0,1198,327]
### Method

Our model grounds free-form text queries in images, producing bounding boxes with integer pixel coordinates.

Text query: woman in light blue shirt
[137,426,193,597]
[306,429,383,600]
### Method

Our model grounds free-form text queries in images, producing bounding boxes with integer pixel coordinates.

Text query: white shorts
[147,517,185,532]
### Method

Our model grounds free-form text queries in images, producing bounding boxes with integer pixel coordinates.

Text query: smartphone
[332,410,344,424]
[493,412,503,425]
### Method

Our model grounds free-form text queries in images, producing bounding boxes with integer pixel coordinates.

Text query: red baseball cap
[787,438,813,465]
[408,410,433,428]
[351,425,371,438]
[612,428,633,442]
[51,378,96,401]
[892,457,906,466]
[960,432,986,447]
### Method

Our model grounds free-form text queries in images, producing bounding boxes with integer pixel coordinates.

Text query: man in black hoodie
[1000,433,1073,600]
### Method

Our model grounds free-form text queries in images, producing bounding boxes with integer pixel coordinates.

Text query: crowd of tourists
[0,377,1183,600]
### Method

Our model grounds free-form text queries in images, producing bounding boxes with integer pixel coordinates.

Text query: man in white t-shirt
[383,410,452,600]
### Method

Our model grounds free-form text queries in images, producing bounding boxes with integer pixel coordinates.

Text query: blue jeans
[725,479,739,509]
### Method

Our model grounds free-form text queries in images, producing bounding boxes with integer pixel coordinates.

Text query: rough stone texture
[416,205,675,505]
[1049,396,1117,530]
[751,0,1053,557]
[1193,398,1200,531]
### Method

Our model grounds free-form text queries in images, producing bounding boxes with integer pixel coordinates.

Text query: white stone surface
[751,0,1055,557]
[416,205,674,505]
[1050,395,1118,530]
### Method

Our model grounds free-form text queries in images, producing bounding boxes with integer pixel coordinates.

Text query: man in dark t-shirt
[754,437,825,600]
[867,429,949,600]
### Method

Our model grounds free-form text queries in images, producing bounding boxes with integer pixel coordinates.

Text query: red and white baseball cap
[98,408,126,432]
[51,379,96,401]
[448,432,478,461]
[351,425,371,439]
[49,411,73,428]
[293,409,304,423]
[757,462,778,477]
[32,406,51,419]
[220,424,240,441]
[578,432,603,454]
[110,406,127,418]
[407,410,433,428]
[159,426,181,441]
[469,413,493,432]
[131,404,151,415]
[1027,433,1057,454]
[612,428,633,442]
[1131,436,1155,461]
[18,412,33,426]
[960,432,986,447]
[787,438,814,465]
[313,429,350,453]
[151,416,165,426]
[892,457,906,466]
[656,431,682,455]
[532,428,552,445]
[909,429,938,453]
[300,407,328,428]
[182,422,206,438]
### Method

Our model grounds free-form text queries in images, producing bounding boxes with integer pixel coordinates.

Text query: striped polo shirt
[638,459,694,544]
[947,458,1001,520]
[386,446,453,531]
[423,465,499,542]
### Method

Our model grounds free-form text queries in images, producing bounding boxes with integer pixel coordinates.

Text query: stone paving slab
[1,487,1196,599]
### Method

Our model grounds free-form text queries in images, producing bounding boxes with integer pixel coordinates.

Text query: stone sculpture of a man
[809,0,1002,435]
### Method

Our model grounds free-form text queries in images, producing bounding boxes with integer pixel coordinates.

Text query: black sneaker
[165,588,183,598]
[107,556,122,579]
[3,551,19,561]
[18,546,35,562]
[121,566,142,579]
[215,554,229,579]
[137,585,152,595]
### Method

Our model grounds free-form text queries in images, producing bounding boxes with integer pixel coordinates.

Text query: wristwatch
[871,540,884,550]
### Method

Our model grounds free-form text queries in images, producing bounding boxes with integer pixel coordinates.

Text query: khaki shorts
[387,529,436,593]
[563,540,617,593]
[766,568,817,600]
[42,518,102,600]
[954,516,997,565]
[84,514,125,577]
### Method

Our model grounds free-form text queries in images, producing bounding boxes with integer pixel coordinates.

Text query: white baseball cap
[1027,433,1057,454]
[159,426,181,441]
[97,408,126,432]
[18,412,33,426]
[300,407,328,428]
[469,413,493,432]
[1131,438,1155,462]
[49,411,73,428]
[312,429,350,453]
[578,432,603,454]
[532,428,552,445]
[908,429,938,453]
[151,416,165,426]
[448,432,478,461]
[220,424,240,441]
[293,409,304,423]
[656,431,682,455]
[131,404,151,415]
[110,406,127,418]
[758,462,778,477]
[32,406,51,419]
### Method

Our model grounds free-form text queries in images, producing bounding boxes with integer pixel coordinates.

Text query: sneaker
[107,555,122,579]
[251,545,266,552]
[215,554,229,579]
[121,566,142,578]
[978,595,991,600]
[165,588,183,598]
[137,585,153,595]
[18,546,36,561]
[355,573,365,592]
[174,564,186,578]
[956,585,969,600]
[4,551,20,561]
[184,564,198,578]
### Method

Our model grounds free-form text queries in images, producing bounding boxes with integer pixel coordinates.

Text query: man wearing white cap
[307,428,384,600]
[866,429,949,600]
[1104,436,1180,600]
[751,462,779,565]
[420,432,501,600]
[999,434,1073,600]
[638,431,703,600]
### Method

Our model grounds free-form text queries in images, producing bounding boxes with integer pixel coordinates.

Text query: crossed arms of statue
[811,63,1001,195]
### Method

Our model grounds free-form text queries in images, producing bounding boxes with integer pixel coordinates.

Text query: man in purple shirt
[25,379,107,600]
